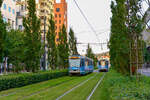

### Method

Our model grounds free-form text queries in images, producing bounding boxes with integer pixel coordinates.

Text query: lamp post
[43,15,46,70]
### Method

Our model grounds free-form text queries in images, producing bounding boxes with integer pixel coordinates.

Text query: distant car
[97,59,109,72]
[69,55,94,75]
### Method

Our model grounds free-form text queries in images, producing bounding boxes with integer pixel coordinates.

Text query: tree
[110,0,130,74]
[23,0,42,72]
[110,0,144,75]
[6,30,25,72]
[57,25,69,69]
[47,15,57,69]
[69,28,78,55]
[86,44,97,67]
[0,0,7,62]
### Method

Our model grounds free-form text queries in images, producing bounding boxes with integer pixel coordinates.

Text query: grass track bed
[90,72,109,100]
[60,73,103,100]
[0,73,96,100]
[0,76,75,100]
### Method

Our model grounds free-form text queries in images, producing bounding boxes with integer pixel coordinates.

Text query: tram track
[86,73,106,100]
[0,72,102,100]
[56,73,99,100]
[56,72,105,100]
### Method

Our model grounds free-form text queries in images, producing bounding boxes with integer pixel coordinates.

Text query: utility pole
[43,16,46,70]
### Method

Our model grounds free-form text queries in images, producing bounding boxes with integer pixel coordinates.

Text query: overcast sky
[66,0,111,55]
[55,0,149,55]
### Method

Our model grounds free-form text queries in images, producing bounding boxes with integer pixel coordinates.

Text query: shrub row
[0,70,68,91]
[103,69,150,100]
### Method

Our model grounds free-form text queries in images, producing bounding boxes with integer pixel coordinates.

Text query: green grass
[90,73,110,100]
[91,69,150,100]
[0,73,96,100]
[23,73,96,100]
[61,73,103,100]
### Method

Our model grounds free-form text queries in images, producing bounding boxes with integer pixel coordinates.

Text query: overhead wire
[73,0,101,43]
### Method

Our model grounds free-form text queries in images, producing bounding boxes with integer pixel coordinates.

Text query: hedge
[0,70,68,91]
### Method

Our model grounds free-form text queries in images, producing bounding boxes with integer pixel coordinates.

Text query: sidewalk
[138,68,150,76]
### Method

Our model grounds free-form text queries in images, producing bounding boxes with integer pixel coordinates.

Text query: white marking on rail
[56,74,97,100]
[86,73,106,100]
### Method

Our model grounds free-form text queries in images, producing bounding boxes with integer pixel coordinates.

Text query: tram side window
[80,59,84,66]
[106,61,108,65]
[99,61,101,65]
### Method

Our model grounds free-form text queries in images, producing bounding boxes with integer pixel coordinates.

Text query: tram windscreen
[69,59,80,67]
[99,60,106,66]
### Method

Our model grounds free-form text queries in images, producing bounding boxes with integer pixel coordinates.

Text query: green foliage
[97,69,150,100]
[0,70,68,91]
[23,0,42,72]
[110,0,130,75]
[86,44,97,67]
[69,28,78,55]
[105,70,150,100]
[47,15,57,69]
[5,30,25,72]
[57,25,69,69]
[0,0,6,62]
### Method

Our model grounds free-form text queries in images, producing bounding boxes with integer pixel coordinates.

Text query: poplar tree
[23,0,42,72]
[110,0,144,75]
[47,15,57,69]
[86,44,97,67]
[69,28,78,55]
[110,0,130,74]
[0,0,6,62]
[57,25,69,69]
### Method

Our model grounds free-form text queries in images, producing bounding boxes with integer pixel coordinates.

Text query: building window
[12,21,14,29]
[59,26,61,29]
[8,7,11,12]
[56,38,59,42]
[59,20,61,24]
[21,5,24,10]
[3,17,7,23]
[3,4,6,10]
[56,8,60,12]
[12,9,15,14]
[19,25,22,30]
[56,26,57,29]
[59,14,61,18]
[55,20,57,24]
[55,14,57,18]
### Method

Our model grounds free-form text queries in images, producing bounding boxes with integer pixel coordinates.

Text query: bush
[0,70,68,91]
[105,69,150,100]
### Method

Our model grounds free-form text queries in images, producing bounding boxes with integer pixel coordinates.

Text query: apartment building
[1,0,16,29]
[38,0,54,40]
[54,0,67,42]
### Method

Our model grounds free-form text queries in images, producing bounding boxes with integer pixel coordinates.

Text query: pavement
[138,68,150,76]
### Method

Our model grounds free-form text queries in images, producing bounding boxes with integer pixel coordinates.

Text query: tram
[97,59,109,72]
[69,55,94,75]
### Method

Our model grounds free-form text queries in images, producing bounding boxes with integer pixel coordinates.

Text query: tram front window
[69,59,80,67]
[100,60,106,66]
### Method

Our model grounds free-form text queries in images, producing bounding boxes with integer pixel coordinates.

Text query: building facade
[16,0,28,30]
[54,0,67,42]
[1,0,16,29]
[38,0,54,40]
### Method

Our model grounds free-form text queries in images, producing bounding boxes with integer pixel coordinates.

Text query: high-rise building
[16,0,27,30]
[1,0,16,29]
[54,0,67,42]
[16,0,40,30]
[38,0,54,40]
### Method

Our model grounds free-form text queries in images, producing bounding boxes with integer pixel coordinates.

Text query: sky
[55,0,149,55]
[66,0,112,55]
